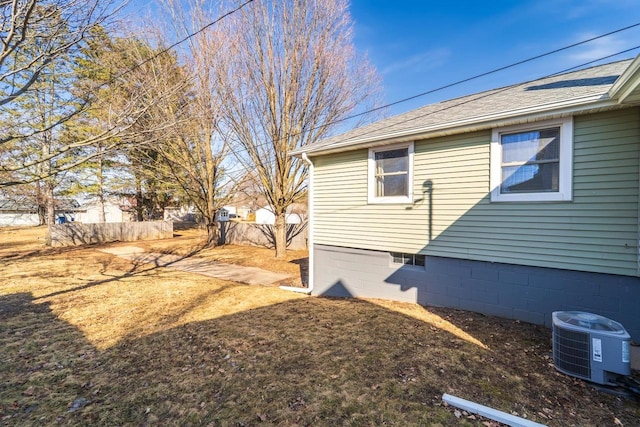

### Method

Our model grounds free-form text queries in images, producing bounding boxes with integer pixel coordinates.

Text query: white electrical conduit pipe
[280,152,314,295]
[442,394,548,427]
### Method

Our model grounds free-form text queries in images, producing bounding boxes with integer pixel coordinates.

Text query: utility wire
[114,0,255,81]
[226,45,640,159]
[104,6,639,152]
[24,11,634,186]
[327,22,640,128]
[217,22,640,159]
[101,11,640,154]
[331,45,640,146]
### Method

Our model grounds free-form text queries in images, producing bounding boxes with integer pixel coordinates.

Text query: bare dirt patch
[1,226,638,426]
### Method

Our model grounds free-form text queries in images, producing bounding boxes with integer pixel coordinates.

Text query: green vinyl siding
[312,107,640,276]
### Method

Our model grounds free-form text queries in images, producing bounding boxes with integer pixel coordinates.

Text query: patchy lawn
[0,226,638,426]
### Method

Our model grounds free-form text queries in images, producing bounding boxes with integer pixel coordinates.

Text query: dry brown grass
[1,226,638,426]
[134,228,308,286]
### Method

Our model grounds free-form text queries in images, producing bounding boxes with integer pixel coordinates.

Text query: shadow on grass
[0,244,97,262]
[0,240,43,251]
[0,293,99,424]
[2,291,635,426]
[32,245,209,301]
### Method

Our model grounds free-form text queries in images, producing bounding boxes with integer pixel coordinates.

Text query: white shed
[254,206,303,225]
[75,198,131,223]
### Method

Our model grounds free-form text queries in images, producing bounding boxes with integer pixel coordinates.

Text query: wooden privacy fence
[50,221,173,247]
[219,221,307,250]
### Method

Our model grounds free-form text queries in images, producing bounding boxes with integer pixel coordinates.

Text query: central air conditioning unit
[552,311,631,385]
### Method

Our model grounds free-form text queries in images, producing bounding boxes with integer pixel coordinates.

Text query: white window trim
[389,252,425,269]
[368,142,414,204]
[490,117,573,202]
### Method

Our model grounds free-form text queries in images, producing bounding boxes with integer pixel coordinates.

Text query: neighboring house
[0,200,39,226]
[254,205,304,225]
[74,198,132,223]
[0,199,82,226]
[291,55,640,340]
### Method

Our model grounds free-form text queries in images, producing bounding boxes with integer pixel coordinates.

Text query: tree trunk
[36,183,46,225]
[97,195,106,223]
[97,152,106,223]
[37,205,46,226]
[45,181,55,245]
[274,212,287,258]
[205,221,219,247]
[135,174,144,221]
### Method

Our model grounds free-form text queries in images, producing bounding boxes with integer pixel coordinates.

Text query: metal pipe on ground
[442,393,548,427]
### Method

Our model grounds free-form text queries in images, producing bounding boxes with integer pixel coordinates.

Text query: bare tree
[0,1,126,225]
[0,3,89,238]
[0,1,181,188]
[136,0,237,244]
[0,0,125,107]
[215,0,382,257]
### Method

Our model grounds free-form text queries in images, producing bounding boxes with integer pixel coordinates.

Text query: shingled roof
[294,55,640,157]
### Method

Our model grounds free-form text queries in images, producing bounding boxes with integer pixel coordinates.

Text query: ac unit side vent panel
[553,325,590,379]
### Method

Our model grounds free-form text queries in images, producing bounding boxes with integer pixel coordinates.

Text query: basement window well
[391,252,425,267]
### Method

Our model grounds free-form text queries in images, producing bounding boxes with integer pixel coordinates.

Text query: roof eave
[608,54,640,104]
[294,94,620,157]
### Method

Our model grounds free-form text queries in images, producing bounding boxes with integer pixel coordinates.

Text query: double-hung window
[490,118,573,202]
[368,142,414,204]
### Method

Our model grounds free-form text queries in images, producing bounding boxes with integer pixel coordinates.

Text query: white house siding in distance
[254,207,302,224]
[75,201,126,223]
[0,212,39,226]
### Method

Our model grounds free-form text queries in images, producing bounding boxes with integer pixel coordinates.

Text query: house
[215,205,257,222]
[0,198,82,226]
[236,205,252,220]
[0,200,39,226]
[290,55,640,340]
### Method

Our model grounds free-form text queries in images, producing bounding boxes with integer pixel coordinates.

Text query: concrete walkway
[99,246,291,286]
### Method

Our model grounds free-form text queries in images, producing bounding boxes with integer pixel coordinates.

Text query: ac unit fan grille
[553,325,590,379]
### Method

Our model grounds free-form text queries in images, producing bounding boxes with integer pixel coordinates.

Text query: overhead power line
[333,21,640,125]
[104,6,640,151]
[228,43,640,158]
[109,4,639,143]
[219,21,640,159]
[219,44,640,171]
[81,10,640,169]
[333,45,640,146]
[115,0,255,80]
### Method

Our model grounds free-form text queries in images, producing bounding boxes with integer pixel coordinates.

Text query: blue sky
[349,0,640,114]
[124,0,640,116]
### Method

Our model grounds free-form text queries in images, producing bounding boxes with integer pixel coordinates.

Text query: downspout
[280,152,314,295]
